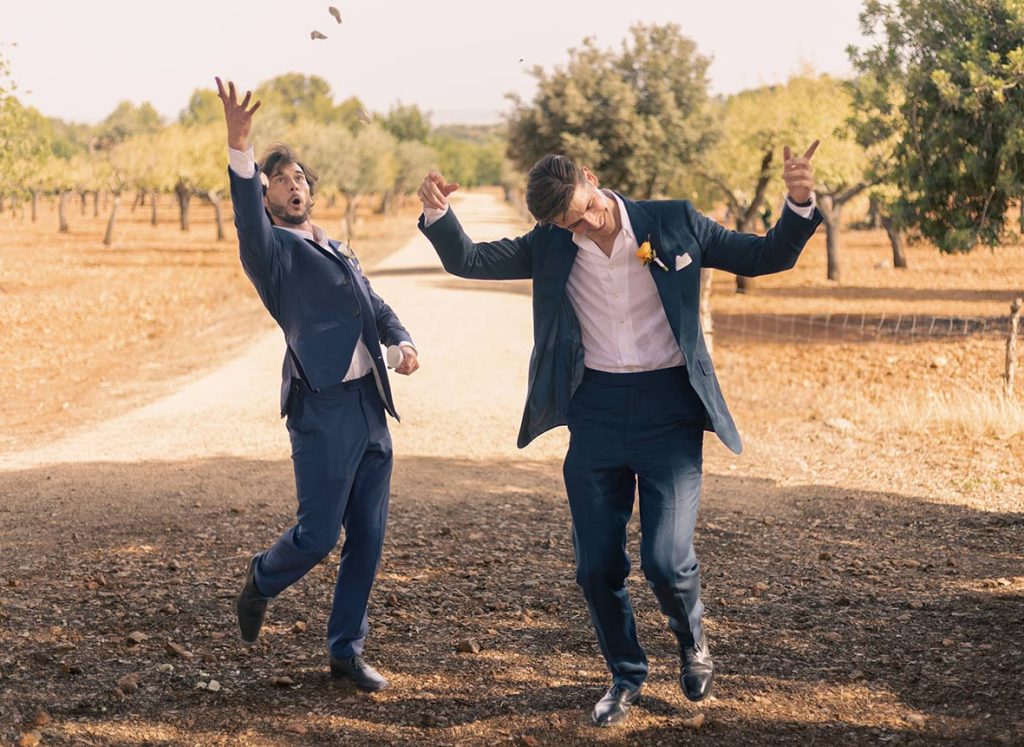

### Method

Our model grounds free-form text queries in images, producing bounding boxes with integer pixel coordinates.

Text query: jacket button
[351,307,361,317]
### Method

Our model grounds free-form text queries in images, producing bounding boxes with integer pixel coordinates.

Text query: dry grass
[885,384,1024,439]
[0,194,421,452]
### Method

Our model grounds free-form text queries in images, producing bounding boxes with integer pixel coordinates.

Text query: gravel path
[2,191,1021,746]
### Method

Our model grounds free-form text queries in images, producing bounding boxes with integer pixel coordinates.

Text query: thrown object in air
[356,108,372,125]
[310,30,328,40]
[329,6,342,23]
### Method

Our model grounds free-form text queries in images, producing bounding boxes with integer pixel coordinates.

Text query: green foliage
[255,74,337,125]
[850,0,1024,251]
[382,103,432,142]
[394,140,438,195]
[179,89,223,127]
[507,23,715,198]
[96,100,163,148]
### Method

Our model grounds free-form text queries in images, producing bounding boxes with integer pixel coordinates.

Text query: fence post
[1006,298,1022,398]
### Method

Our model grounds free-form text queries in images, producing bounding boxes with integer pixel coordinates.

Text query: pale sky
[4,0,868,125]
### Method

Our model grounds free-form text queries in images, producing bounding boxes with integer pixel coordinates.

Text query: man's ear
[581,166,599,188]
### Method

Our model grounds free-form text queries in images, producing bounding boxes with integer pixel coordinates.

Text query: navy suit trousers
[563,366,706,690]
[253,374,392,659]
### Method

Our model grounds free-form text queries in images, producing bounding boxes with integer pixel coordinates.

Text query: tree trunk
[58,191,70,233]
[150,190,158,226]
[80,191,87,215]
[103,192,121,246]
[378,190,394,215]
[881,214,907,269]
[699,268,714,355]
[0,194,5,212]
[31,190,38,222]
[131,189,145,212]
[208,191,225,241]
[734,215,757,294]
[817,194,842,282]
[92,191,99,218]
[867,194,883,229]
[343,194,361,241]
[175,183,191,232]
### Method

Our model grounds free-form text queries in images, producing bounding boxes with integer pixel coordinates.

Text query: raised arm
[697,140,822,276]
[215,77,280,296]
[417,171,534,280]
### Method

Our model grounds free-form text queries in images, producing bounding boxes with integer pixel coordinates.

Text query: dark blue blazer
[419,195,821,453]
[229,168,411,419]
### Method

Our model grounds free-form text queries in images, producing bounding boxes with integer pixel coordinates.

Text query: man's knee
[641,554,699,593]
[294,526,340,562]
[575,556,630,594]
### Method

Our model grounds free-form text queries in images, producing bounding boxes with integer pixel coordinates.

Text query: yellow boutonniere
[636,240,668,271]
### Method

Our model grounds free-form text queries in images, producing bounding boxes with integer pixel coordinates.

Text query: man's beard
[268,200,311,226]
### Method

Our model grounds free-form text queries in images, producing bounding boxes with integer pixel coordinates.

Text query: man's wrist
[788,194,813,207]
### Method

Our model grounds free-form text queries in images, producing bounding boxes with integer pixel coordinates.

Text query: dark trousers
[253,374,392,659]
[563,366,706,690]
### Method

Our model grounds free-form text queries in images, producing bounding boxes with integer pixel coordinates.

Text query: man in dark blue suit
[216,78,419,692]
[417,145,820,726]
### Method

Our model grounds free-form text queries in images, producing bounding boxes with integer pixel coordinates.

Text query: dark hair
[525,154,587,224]
[258,143,319,197]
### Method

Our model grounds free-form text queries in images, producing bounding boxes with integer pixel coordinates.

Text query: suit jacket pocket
[698,354,715,376]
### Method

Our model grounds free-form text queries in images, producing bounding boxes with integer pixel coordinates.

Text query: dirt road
[1,191,1021,745]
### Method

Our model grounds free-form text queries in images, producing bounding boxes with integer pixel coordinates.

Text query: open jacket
[419,195,821,452]
[230,167,411,419]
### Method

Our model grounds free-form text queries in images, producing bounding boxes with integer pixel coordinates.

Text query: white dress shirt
[423,192,814,373]
[229,146,413,382]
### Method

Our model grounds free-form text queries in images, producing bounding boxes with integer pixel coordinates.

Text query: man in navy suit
[216,78,418,692]
[417,145,820,726]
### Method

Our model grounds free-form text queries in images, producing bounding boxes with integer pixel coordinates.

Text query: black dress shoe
[680,634,714,702]
[235,554,269,643]
[591,684,642,727]
[329,655,390,692]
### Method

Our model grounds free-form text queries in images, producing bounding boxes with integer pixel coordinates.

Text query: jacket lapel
[621,197,682,343]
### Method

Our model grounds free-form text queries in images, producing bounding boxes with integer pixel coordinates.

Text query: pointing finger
[783,145,792,162]
[215,77,227,101]
[228,80,237,105]
[240,91,252,109]
[803,140,820,160]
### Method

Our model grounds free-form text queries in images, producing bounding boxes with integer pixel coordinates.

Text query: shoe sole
[329,669,389,692]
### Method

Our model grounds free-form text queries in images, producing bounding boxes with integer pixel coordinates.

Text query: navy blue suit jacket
[419,195,821,453]
[229,167,411,419]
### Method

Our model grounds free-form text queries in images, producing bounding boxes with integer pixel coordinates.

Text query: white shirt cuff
[785,194,816,220]
[422,205,448,228]
[398,341,417,354]
[228,145,256,178]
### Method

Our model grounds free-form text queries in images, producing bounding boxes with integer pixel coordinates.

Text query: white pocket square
[675,253,692,271]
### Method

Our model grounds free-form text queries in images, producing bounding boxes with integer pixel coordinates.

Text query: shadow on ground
[1,456,1021,745]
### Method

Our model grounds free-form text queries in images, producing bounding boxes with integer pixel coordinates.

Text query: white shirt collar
[277,222,328,247]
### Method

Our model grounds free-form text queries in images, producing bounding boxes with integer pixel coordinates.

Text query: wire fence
[713,312,1012,344]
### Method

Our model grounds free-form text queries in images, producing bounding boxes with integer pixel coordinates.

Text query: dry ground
[1,191,1022,746]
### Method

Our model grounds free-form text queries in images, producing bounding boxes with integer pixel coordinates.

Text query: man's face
[263,162,312,226]
[550,168,618,240]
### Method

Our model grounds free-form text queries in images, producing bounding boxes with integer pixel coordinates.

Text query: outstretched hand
[418,171,460,212]
[215,77,261,152]
[782,140,819,204]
